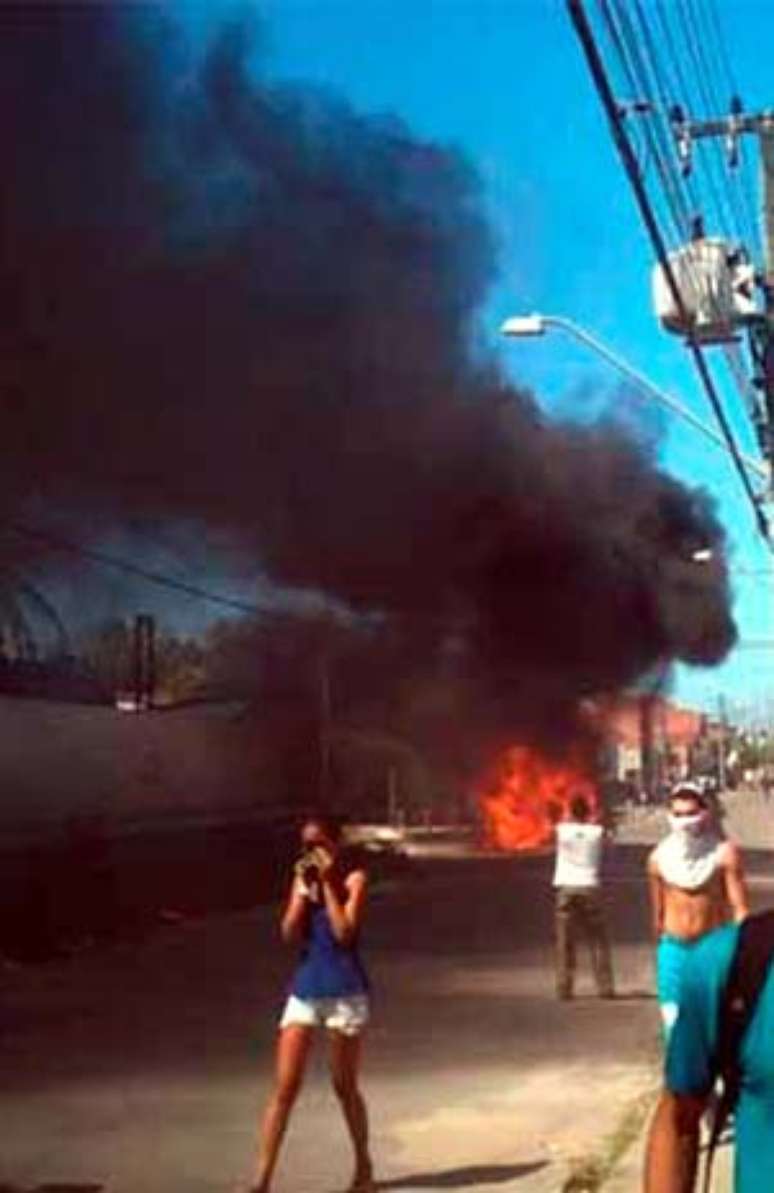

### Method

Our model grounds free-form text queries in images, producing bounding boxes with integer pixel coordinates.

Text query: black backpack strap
[703,910,774,1193]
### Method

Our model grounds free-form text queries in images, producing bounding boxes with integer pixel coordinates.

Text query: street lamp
[500,312,770,484]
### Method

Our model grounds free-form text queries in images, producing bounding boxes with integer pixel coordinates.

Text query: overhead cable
[567,0,771,543]
[0,520,291,622]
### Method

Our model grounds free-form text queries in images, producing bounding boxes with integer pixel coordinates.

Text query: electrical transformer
[652,238,759,342]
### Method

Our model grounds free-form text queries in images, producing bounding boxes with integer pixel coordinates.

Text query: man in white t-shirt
[553,794,614,1000]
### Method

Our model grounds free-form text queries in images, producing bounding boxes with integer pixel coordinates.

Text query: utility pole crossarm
[680,114,774,140]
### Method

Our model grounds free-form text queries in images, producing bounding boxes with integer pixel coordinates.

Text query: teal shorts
[656,935,698,1039]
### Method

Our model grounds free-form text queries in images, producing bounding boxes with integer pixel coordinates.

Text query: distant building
[591,694,706,799]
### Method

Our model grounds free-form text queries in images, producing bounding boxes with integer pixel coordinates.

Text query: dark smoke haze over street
[0,3,736,746]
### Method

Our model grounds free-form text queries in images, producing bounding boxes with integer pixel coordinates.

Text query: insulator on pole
[670,104,693,177]
[727,98,743,169]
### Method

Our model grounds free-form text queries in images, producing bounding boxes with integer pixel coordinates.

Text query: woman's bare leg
[251,1024,313,1192]
[328,1031,373,1191]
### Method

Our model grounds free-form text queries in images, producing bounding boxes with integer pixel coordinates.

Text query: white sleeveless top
[553,822,604,888]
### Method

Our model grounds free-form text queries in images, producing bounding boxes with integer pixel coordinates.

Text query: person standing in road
[243,812,374,1193]
[553,793,615,1000]
[647,782,749,1039]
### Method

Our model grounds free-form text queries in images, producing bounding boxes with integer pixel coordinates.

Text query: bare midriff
[661,874,729,941]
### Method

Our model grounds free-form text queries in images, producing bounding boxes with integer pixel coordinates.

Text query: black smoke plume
[0,4,735,746]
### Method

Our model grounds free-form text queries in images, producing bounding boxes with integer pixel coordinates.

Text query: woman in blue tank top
[247,812,373,1193]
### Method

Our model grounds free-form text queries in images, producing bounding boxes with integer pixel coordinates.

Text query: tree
[80,618,131,692]
[79,619,206,704]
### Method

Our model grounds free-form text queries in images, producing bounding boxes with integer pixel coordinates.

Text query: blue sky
[159,0,774,716]
[263,0,774,717]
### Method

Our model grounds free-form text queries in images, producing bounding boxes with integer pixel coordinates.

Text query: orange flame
[479,745,598,851]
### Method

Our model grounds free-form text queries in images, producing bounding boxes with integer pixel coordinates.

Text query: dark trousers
[554,886,614,998]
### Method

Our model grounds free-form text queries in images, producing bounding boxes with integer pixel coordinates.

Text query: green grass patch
[561,1084,660,1193]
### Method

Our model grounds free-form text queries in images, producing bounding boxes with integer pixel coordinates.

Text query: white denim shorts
[279,993,370,1036]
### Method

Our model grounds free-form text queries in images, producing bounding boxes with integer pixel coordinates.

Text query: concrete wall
[0,696,270,839]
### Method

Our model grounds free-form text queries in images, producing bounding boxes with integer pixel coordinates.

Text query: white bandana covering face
[655,811,721,890]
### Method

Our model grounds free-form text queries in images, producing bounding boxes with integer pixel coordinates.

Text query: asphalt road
[1,837,674,1193]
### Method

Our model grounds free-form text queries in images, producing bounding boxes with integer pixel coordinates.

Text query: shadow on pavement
[376,1161,548,1188]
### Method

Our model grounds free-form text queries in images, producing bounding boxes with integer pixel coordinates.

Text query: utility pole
[717,692,728,791]
[758,121,774,476]
[639,692,657,803]
[132,613,155,711]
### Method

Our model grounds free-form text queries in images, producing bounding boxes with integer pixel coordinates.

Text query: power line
[576,0,768,512]
[692,0,757,248]
[602,0,762,457]
[567,0,771,543]
[690,0,760,249]
[629,0,702,236]
[604,0,764,444]
[657,1,762,407]
[676,0,740,239]
[1,520,291,623]
[705,0,738,96]
[601,0,742,427]
[600,0,695,244]
[720,341,767,451]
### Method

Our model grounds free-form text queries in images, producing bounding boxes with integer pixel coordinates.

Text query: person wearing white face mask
[647,783,749,1039]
